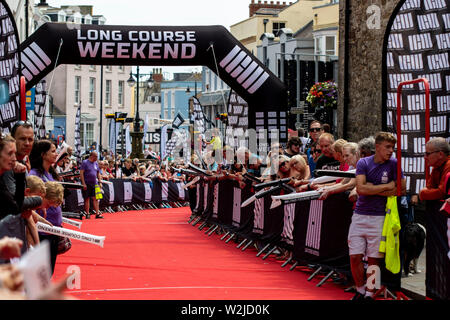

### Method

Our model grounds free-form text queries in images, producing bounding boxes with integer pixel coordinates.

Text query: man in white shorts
[349,132,406,300]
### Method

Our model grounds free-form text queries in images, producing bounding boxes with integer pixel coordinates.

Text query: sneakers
[351,292,366,301]
[95,214,104,219]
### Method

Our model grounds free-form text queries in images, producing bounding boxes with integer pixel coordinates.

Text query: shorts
[82,184,96,198]
[347,213,385,258]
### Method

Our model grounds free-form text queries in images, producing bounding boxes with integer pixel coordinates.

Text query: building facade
[35,3,132,153]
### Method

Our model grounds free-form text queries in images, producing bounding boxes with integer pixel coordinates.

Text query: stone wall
[337,0,402,141]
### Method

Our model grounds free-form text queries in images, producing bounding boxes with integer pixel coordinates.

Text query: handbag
[57,236,72,255]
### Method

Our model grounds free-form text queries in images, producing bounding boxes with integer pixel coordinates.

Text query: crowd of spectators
[0,118,448,300]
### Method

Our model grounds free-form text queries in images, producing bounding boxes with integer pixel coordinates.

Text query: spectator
[0,134,25,221]
[121,159,135,178]
[358,136,375,158]
[276,155,291,180]
[318,142,359,201]
[80,151,103,219]
[348,132,406,300]
[322,123,331,133]
[419,137,450,201]
[315,133,340,171]
[305,120,323,176]
[284,136,303,157]
[297,128,309,153]
[29,139,63,275]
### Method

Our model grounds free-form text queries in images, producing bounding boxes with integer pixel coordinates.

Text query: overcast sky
[45,0,250,76]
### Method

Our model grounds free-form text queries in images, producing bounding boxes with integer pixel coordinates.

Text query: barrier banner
[425,200,450,300]
[36,222,105,248]
[292,193,353,268]
[61,217,82,229]
[62,179,189,213]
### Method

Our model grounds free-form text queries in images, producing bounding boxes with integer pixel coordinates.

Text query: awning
[198,90,230,106]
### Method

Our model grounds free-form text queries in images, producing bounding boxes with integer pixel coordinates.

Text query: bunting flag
[164,128,190,161]
[142,113,149,152]
[33,80,47,139]
[0,1,21,133]
[125,125,131,158]
[225,90,249,148]
[74,103,82,165]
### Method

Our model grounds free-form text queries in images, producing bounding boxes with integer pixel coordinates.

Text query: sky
[45,0,251,77]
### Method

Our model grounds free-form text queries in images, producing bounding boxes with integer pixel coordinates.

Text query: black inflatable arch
[20,23,286,117]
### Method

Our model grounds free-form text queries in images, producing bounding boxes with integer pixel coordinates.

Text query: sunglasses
[279,161,287,167]
[309,128,322,132]
[424,150,441,156]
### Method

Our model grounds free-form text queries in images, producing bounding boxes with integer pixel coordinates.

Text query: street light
[127,66,153,159]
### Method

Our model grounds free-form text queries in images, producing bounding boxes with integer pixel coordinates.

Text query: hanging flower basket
[306,81,338,109]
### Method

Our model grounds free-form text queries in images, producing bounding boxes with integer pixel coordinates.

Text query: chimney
[37,0,49,6]
[249,0,289,17]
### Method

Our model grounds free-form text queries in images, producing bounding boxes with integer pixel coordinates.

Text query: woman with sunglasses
[28,139,62,275]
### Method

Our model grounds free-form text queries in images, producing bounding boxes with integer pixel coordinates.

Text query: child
[24,176,63,248]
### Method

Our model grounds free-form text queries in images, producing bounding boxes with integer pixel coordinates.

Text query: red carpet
[53,207,353,300]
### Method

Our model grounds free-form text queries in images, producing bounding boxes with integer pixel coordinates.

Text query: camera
[21,196,43,211]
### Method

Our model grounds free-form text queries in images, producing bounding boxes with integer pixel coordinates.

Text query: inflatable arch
[382,0,449,195]
[19,23,287,140]
[0,0,287,141]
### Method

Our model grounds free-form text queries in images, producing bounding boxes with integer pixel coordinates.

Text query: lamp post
[127,66,153,159]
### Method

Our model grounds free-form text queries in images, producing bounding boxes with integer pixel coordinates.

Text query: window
[105,80,111,106]
[58,10,66,22]
[315,37,322,55]
[105,65,112,72]
[118,65,124,72]
[74,64,81,70]
[273,22,285,36]
[74,76,81,105]
[80,122,94,149]
[89,77,96,106]
[325,36,336,56]
[118,81,124,106]
[89,65,96,71]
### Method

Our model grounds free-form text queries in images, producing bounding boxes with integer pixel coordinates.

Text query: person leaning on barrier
[315,133,340,171]
[419,137,450,201]
[318,142,360,201]
[349,132,406,300]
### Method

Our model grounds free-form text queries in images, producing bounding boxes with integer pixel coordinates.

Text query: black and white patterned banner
[385,0,450,194]
[0,1,20,132]
[33,80,47,139]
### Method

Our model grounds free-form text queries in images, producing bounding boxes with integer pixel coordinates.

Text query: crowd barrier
[188,178,356,287]
[187,179,450,296]
[425,201,450,300]
[62,179,189,218]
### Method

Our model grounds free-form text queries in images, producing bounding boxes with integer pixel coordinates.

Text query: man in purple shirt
[349,132,406,300]
[80,151,103,219]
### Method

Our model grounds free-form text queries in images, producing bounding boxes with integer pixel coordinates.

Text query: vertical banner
[0,1,20,132]
[225,90,249,148]
[33,80,47,139]
[74,103,82,165]
[384,0,450,194]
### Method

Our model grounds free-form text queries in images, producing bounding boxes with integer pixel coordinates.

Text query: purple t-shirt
[81,159,100,185]
[354,155,404,216]
[28,169,62,227]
